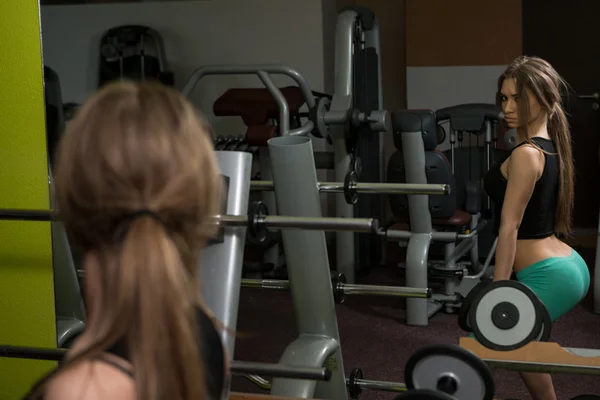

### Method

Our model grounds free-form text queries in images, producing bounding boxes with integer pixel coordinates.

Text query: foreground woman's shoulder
[45,359,136,400]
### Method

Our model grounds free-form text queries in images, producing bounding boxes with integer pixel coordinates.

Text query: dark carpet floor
[230,248,600,400]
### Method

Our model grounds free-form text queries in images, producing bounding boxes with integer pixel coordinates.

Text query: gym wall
[0,1,56,399]
[40,0,329,139]
[41,0,337,213]
[405,0,523,150]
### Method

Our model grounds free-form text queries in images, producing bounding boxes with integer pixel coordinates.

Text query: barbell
[0,202,380,244]
[241,273,431,303]
[250,177,450,205]
[0,344,330,381]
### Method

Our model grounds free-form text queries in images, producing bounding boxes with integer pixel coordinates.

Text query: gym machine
[387,110,495,326]
[459,280,600,399]
[193,6,388,284]
[436,103,506,259]
[328,7,386,283]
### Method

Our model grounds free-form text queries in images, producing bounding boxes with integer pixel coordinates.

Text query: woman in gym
[485,56,590,400]
[24,81,227,399]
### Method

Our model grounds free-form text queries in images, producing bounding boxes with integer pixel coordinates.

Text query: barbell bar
[250,180,450,196]
[0,345,331,381]
[0,208,379,234]
[245,367,408,399]
[241,274,432,304]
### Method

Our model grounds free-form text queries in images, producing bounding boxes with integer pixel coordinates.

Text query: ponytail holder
[123,209,164,225]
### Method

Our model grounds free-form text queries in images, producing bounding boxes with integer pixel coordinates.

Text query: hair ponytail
[119,215,206,400]
[548,105,575,237]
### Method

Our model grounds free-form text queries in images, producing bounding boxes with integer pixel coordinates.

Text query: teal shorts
[515,248,590,321]
[468,249,590,338]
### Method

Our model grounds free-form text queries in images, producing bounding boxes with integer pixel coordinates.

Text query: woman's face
[499,78,543,128]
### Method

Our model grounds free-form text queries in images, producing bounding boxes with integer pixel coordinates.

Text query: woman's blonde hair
[48,80,221,399]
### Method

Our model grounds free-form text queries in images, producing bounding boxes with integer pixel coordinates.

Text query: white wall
[407,65,505,150]
[40,0,328,138]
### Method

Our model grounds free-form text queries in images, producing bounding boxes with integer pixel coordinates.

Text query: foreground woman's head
[53,81,222,400]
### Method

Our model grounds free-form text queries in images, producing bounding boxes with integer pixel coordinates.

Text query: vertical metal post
[259,147,280,273]
[198,151,252,384]
[331,9,357,283]
[268,136,347,400]
[363,18,387,267]
[401,127,433,327]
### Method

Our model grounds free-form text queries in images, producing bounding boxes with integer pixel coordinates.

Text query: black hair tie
[123,209,164,225]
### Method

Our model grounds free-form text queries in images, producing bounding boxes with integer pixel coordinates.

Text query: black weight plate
[247,201,268,243]
[536,297,552,342]
[458,282,488,333]
[469,280,542,351]
[348,367,363,399]
[344,170,358,205]
[394,389,454,400]
[570,395,600,400]
[405,344,494,400]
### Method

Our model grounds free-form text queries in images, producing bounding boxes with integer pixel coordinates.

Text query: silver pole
[231,361,330,381]
[250,181,449,195]
[245,375,408,394]
[213,215,378,233]
[241,279,431,299]
[353,379,407,393]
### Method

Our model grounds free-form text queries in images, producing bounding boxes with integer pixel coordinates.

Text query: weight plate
[348,367,363,399]
[469,280,542,351]
[394,389,455,400]
[405,344,495,400]
[344,170,358,205]
[570,395,600,400]
[247,201,269,243]
[536,297,552,342]
[332,273,347,304]
[458,282,488,333]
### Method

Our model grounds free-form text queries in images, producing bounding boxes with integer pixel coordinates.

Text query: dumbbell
[458,280,552,351]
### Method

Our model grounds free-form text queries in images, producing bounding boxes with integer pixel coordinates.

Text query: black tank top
[23,307,225,400]
[484,137,559,239]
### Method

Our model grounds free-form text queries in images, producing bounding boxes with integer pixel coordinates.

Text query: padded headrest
[391,109,438,151]
[436,103,504,134]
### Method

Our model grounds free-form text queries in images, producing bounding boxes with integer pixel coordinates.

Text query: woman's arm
[493,145,544,281]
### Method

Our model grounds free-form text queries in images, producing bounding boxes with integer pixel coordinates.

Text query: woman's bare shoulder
[45,359,135,400]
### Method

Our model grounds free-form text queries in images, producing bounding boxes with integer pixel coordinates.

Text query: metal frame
[267,135,347,399]
[198,151,252,370]
[330,8,384,284]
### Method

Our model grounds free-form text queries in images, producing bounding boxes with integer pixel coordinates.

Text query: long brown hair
[50,81,221,399]
[498,56,575,237]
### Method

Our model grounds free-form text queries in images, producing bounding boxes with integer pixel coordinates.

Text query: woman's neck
[519,115,551,141]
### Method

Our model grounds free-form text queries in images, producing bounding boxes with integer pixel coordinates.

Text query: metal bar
[245,375,272,390]
[484,358,600,376]
[181,64,316,108]
[0,345,330,381]
[243,374,408,394]
[250,181,449,196]
[256,70,289,137]
[0,345,65,361]
[241,279,432,299]
[232,361,330,381]
[353,378,407,393]
[341,283,431,298]
[0,209,379,234]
